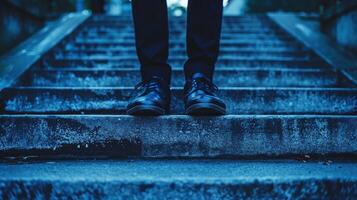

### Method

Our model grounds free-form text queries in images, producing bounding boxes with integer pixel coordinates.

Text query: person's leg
[131,0,171,84]
[184,0,223,81]
[183,0,226,115]
[127,0,171,115]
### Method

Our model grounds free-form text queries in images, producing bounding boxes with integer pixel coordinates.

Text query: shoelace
[129,77,165,99]
[188,77,218,93]
[134,80,160,91]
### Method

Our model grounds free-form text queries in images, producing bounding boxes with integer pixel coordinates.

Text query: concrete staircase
[0,14,356,198]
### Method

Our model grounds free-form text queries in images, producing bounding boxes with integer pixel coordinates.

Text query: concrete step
[74,36,297,43]
[85,28,282,34]
[51,55,318,62]
[2,160,356,199]
[70,39,300,47]
[43,58,328,69]
[53,49,314,59]
[62,46,309,53]
[1,87,356,114]
[25,68,353,88]
[85,18,272,24]
[81,26,284,32]
[0,115,356,157]
[89,19,269,24]
[84,23,273,29]
[78,31,292,39]
[106,20,273,25]
[85,18,271,24]
[26,68,352,87]
[76,33,295,41]
[91,15,266,21]
[0,160,356,199]
[79,28,286,35]
[65,42,306,51]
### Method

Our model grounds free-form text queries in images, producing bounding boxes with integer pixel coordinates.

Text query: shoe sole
[127,105,166,116]
[185,103,226,116]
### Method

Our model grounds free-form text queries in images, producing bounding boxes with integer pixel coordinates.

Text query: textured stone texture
[28,68,351,87]
[0,160,356,199]
[1,87,357,114]
[0,115,356,157]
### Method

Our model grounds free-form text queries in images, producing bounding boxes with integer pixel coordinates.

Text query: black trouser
[131,0,223,84]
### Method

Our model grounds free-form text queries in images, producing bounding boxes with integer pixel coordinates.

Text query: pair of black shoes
[126,73,226,115]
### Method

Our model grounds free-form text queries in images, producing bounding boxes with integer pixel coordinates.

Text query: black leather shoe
[184,73,226,115]
[127,77,171,115]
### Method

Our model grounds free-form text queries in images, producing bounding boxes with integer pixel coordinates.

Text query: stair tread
[26,68,351,87]
[54,49,313,55]
[51,56,318,61]
[44,59,329,69]
[2,87,357,114]
[7,86,357,90]
[32,67,331,72]
[70,41,301,46]
[1,159,356,199]
[1,160,356,180]
[28,68,342,87]
[62,46,310,52]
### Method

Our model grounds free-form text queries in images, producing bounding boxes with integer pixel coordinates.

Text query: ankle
[144,76,170,86]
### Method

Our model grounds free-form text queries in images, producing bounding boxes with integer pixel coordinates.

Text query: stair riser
[89,19,269,23]
[84,25,276,30]
[2,88,356,114]
[43,59,327,69]
[0,180,355,199]
[52,50,313,59]
[74,38,297,45]
[91,16,266,21]
[70,40,300,47]
[65,43,304,50]
[76,34,295,41]
[78,32,291,38]
[64,43,306,51]
[85,20,271,25]
[79,29,286,35]
[0,115,356,156]
[81,27,285,32]
[88,17,280,22]
[51,55,316,62]
[87,24,273,28]
[27,70,347,87]
[63,46,308,53]
[85,19,272,24]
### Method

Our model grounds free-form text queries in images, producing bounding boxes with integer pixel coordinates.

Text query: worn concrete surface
[1,87,356,114]
[0,115,356,157]
[28,68,351,87]
[0,160,356,199]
